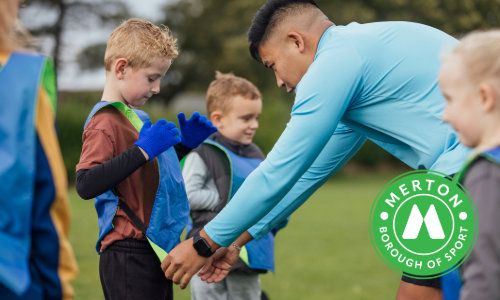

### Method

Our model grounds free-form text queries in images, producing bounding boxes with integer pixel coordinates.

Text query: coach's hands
[198,245,240,283]
[162,230,252,289]
[161,238,209,290]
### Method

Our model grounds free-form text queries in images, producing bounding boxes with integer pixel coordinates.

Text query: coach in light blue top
[164,1,470,297]
[206,11,468,249]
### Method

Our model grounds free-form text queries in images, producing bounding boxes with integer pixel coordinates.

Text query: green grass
[68,174,401,300]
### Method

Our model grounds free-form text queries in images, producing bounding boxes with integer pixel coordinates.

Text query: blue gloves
[178,112,218,149]
[134,120,181,162]
[134,112,217,162]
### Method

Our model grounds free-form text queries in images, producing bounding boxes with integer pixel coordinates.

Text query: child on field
[0,1,78,299]
[182,72,288,300]
[439,29,500,300]
[75,19,217,300]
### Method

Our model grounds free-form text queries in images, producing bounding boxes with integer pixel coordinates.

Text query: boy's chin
[240,136,254,145]
[230,136,253,145]
[218,131,253,144]
[128,98,148,107]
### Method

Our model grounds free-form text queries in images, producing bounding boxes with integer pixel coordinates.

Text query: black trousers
[99,239,173,300]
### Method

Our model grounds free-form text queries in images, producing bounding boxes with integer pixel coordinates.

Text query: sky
[21,0,176,91]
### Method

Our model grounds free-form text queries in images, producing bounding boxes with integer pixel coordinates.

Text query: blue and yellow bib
[84,102,190,261]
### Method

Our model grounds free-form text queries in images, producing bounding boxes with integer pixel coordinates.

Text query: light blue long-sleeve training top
[204,21,471,246]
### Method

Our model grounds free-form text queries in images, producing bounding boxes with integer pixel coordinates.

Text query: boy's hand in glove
[178,112,218,149]
[135,120,181,162]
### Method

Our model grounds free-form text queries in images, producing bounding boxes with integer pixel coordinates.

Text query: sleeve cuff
[204,226,232,247]
[248,226,266,241]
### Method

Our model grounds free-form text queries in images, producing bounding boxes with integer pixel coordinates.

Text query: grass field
[68,174,402,300]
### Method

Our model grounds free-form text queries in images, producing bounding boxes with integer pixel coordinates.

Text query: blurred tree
[77,43,108,71]
[21,0,129,73]
[158,0,500,103]
[318,0,499,36]
[159,0,276,103]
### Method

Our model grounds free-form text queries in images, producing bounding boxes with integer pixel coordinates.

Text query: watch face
[193,237,210,256]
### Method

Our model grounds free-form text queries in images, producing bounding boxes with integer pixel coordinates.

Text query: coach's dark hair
[247,0,320,62]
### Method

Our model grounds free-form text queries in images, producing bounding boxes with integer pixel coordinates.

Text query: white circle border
[392,193,455,256]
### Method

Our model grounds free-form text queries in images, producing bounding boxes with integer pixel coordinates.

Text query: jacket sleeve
[182,152,220,211]
[75,145,147,200]
[204,36,365,246]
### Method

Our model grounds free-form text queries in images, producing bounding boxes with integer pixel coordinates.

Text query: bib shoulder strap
[84,101,146,132]
[456,146,500,183]
[118,199,147,235]
[482,147,500,165]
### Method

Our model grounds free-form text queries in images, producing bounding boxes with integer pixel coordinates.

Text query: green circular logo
[370,170,477,278]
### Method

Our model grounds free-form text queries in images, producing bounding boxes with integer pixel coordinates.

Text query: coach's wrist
[200,228,221,252]
[231,242,242,252]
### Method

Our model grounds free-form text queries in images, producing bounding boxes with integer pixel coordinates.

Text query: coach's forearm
[234,231,254,247]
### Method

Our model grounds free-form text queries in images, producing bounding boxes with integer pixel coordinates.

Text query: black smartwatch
[193,231,216,258]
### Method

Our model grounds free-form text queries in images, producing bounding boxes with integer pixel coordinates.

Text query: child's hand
[134,120,181,162]
[198,246,239,283]
[178,112,218,149]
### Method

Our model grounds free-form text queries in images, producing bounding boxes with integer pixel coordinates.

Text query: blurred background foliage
[72,0,500,100]
[45,0,500,183]
[22,0,129,71]
[156,0,500,101]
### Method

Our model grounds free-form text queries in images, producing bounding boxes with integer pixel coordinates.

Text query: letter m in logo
[402,205,445,239]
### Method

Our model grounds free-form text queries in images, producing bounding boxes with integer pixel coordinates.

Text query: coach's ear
[286,31,306,54]
[114,58,129,80]
[210,110,223,129]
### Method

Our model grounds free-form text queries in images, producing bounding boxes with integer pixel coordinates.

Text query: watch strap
[193,231,216,258]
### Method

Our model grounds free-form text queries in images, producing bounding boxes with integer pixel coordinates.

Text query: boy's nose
[151,83,160,94]
[250,120,259,129]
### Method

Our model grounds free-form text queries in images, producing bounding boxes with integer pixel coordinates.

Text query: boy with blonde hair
[76,18,217,300]
[182,72,288,300]
[439,29,500,300]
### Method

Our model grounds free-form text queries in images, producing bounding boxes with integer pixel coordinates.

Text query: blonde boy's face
[439,57,484,148]
[116,57,171,107]
[212,96,262,145]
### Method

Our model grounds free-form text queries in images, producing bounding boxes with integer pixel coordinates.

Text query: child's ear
[114,58,129,80]
[479,83,496,113]
[210,111,223,128]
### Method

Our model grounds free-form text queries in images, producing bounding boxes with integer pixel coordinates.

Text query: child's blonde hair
[0,0,32,52]
[448,29,500,85]
[104,18,178,71]
[206,71,262,116]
